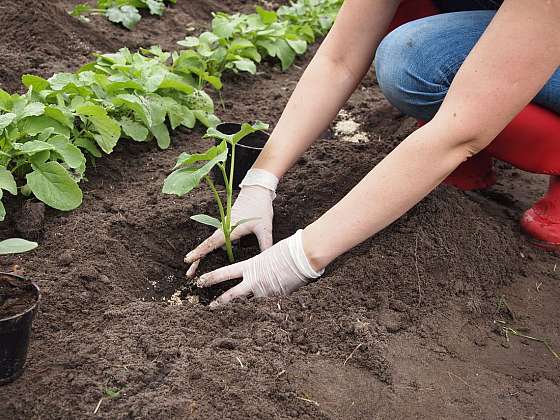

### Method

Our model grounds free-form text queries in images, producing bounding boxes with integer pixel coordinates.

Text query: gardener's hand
[197,229,324,307]
[185,169,279,278]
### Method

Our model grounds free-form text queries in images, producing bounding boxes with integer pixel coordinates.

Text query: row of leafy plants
[71,0,177,30]
[0,0,343,224]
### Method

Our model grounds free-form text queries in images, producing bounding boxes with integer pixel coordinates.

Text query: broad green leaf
[163,144,228,196]
[29,150,51,166]
[144,71,166,93]
[179,106,196,129]
[76,104,120,154]
[104,78,144,94]
[74,137,102,158]
[15,140,56,155]
[184,90,214,114]
[146,0,165,15]
[177,36,200,48]
[0,113,16,130]
[120,117,149,141]
[198,31,220,46]
[173,141,227,169]
[37,127,55,142]
[112,94,152,127]
[48,73,78,91]
[92,133,118,155]
[212,15,238,38]
[256,39,278,58]
[274,39,296,70]
[44,106,74,129]
[48,136,86,169]
[0,238,39,255]
[27,161,83,211]
[0,167,17,195]
[286,39,307,54]
[229,38,256,52]
[0,89,13,111]
[106,6,142,30]
[192,110,220,128]
[0,199,5,221]
[233,59,256,74]
[22,116,70,138]
[146,96,167,125]
[18,102,45,120]
[158,76,194,95]
[22,74,50,91]
[191,214,222,230]
[151,123,170,149]
[256,6,277,24]
[205,75,223,90]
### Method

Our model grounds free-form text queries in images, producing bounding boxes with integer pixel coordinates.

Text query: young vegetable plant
[163,121,268,263]
[70,0,177,30]
[0,238,38,255]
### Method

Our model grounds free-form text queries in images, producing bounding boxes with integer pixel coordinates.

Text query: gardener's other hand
[185,169,279,278]
[197,230,324,307]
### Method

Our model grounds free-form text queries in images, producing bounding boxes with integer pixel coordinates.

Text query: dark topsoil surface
[1,1,559,419]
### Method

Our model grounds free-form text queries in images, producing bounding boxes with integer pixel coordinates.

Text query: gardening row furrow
[0,0,343,223]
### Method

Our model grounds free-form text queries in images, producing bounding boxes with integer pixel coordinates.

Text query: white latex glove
[197,230,324,307]
[185,169,278,278]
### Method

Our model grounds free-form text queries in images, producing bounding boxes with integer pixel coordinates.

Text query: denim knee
[374,23,448,121]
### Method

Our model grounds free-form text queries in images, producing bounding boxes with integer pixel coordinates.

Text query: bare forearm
[254,0,401,178]
[253,54,359,177]
[303,0,560,271]
[303,120,468,269]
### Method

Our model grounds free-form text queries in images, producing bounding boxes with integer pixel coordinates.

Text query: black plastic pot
[212,122,269,189]
[0,273,40,385]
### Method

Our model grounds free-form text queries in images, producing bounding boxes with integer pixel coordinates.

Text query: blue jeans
[374,11,560,121]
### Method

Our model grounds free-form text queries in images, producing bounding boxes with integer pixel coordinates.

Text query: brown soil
[0,275,38,319]
[1,1,559,419]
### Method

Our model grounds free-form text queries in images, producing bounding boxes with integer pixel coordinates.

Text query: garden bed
[1,1,559,418]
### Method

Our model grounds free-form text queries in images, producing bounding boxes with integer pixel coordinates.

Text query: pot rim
[235,138,267,151]
[215,122,269,151]
[0,272,41,323]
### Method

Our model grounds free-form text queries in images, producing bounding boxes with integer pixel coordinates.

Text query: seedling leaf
[232,217,260,230]
[27,161,83,211]
[191,214,223,230]
[106,6,142,30]
[0,167,17,195]
[0,238,39,255]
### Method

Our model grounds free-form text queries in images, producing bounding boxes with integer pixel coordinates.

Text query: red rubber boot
[521,176,560,249]
[443,151,497,190]
[486,105,560,248]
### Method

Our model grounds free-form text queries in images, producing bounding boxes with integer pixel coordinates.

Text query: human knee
[374,22,447,120]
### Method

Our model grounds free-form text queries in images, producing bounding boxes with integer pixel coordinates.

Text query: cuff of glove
[288,229,325,279]
[240,169,279,195]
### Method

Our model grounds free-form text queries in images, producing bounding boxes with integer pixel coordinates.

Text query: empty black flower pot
[0,273,40,385]
[212,122,269,190]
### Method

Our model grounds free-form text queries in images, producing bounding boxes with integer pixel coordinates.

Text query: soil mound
[0,0,116,92]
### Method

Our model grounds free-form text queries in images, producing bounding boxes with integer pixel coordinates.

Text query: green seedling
[0,238,38,255]
[163,121,268,262]
[71,0,177,30]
